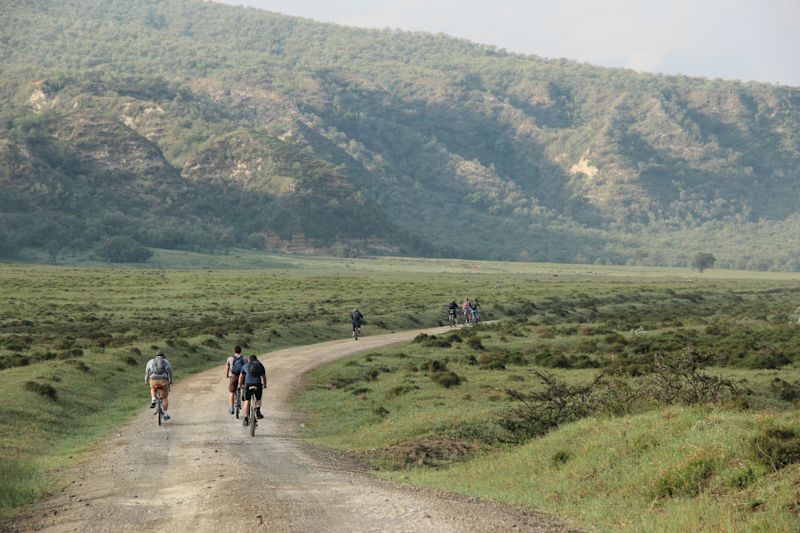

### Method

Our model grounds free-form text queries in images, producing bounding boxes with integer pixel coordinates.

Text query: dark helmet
[156,350,165,357]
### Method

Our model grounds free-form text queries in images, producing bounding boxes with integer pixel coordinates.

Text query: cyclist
[462,298,472,325]
[145,350,174,420]
[448,300,459,326]
[225,345,246,415]
[238,354,267,426]
[351,308,364,339]
[471,298,481,323]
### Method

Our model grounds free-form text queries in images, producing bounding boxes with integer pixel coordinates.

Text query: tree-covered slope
[1,0,799,268]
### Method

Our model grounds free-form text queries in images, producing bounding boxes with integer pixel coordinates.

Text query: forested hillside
[1,0,799,268]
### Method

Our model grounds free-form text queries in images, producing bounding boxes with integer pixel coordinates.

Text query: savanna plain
[1,251,799,532]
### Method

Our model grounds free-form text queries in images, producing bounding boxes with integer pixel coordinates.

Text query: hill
[1,0,799,268]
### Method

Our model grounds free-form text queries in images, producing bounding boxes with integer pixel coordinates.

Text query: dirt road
[10,327,573,532]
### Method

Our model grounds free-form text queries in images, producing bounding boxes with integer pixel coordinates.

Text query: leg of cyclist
[242,393,251,426]
[254,385,264,419]
[228,374,237,414]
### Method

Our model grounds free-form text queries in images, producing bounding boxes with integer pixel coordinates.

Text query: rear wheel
[249,401,256,437]
[156,394,162,426]
[234,388,241,419]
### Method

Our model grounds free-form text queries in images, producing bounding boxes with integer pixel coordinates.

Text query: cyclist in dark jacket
[238,355,267,426]
[351,308,364,337]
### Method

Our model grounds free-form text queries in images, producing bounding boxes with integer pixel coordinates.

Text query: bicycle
[234,384,242,419]
[247,385,258,437]
[353,325,361,340]
[154,390,164,426]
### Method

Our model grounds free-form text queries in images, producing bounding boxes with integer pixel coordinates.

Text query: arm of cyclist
[166,360,174,384]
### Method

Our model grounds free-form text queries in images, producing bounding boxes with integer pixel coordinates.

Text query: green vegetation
[294,266,800,531]
[1,0,799,268]
[0,253,597,517]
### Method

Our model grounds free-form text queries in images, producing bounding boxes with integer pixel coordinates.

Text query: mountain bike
[448,310,457,327]
[234,384,242,419]
[154,390,164,426]
[353,325,361,340]
[247,386,258,437]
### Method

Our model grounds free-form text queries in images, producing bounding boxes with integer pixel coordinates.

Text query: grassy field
[2,252,799,528]
[0,251,645,517]
[292,266,800,532]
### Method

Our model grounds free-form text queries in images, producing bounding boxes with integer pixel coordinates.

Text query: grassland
[0,251,647,516]
[293,266,800,532]
[2,252,799,529]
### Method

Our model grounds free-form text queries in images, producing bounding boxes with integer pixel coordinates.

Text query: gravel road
[8,327,576,533]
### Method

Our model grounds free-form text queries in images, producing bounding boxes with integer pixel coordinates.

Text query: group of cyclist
[144,309,369,423]
[225,345,267,427]
[144,345,267,427]
[448,297,481,326]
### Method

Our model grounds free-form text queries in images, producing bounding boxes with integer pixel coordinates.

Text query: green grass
[3,254,800,525]
[387,407,800,532]
[292,263,800,532]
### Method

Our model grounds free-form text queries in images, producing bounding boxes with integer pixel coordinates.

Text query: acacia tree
[692,252,716,273]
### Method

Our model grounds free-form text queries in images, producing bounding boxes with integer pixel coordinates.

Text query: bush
[551,450,572,467]
[96,236,153,263]
[751,426,800,470]
[769,378,800,402]
[653,458,715,498]
[499,370,604,441]
[431,370,462,388]
[466,336,485,350]
[23,381,58,400]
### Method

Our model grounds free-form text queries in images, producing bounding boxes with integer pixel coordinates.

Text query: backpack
[246,361,264,379]
[153,355,167,375]
[231,355,245,375]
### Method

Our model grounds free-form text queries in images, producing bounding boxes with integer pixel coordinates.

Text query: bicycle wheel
[234,388,241,419]
[157,393,162,426]
[249,401,256,437]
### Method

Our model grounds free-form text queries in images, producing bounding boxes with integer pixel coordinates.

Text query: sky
[216,0,800,87]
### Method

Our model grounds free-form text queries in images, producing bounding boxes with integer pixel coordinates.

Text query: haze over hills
[1,0,799,269]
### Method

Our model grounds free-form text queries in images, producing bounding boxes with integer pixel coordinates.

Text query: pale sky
[215,0,800,87]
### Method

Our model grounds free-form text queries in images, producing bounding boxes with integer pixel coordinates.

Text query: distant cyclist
[448,300,459,326]
[351,308,364,339]
[471,298,481,323]
[238,354,267,426]
[462,298,472,325]
[145,350,174,420]
[225,345,246,415]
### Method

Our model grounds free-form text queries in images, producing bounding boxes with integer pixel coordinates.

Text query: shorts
[228,374,240,393]
[243,383,263,401]
[150,378,170,399]
[352,322,361,330]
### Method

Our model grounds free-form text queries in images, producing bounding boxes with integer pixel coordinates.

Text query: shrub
[499,370,604,441]
[431,370,462,388]
[466,336,485,350]
[123,356,138,366]
[653,458,715,498]
[23,381,58,400]
[769,378,800,402]
[645,348,741,405]
[751,426,800,470]
[551,450,572,467]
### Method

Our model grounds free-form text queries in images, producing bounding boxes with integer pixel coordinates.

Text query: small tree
[692,252,716,273]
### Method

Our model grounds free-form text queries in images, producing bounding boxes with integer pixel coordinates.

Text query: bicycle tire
[249,401,256,437]
[235,388,241,419]
[157,394,162,426]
